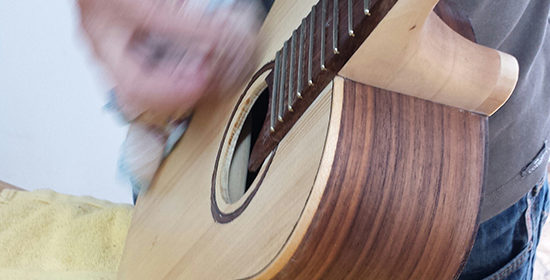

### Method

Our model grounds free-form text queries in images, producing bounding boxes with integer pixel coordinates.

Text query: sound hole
[226,88,269,204]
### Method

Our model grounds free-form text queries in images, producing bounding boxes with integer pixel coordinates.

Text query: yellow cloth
[0,189,133,280]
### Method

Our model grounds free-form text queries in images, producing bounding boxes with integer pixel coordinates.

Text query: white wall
[0,1,133,204]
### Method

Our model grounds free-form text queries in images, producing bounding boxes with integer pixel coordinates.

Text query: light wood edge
[476,51,519,115]
[254,78,342,279]
[338,0,519,116]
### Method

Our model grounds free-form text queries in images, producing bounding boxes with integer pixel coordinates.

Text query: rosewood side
[267,77,485,279]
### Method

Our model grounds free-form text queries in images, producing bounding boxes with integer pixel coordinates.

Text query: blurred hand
[78,0,263,122]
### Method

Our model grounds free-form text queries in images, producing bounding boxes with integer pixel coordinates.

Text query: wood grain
[267,77,485,279]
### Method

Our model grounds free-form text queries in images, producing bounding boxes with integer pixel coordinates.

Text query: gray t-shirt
[449,0,550,221]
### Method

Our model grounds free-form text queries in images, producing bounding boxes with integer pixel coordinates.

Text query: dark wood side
[271,79,486,279]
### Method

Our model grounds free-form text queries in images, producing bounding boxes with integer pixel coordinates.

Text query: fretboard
[249,0,398,172]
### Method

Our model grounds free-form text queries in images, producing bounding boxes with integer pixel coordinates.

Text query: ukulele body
[119,77,484,279]
[119,0,517,278]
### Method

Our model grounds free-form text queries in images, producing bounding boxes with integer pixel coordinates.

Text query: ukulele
[119,0,518,279]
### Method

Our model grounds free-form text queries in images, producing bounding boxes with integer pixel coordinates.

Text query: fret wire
[320,0,327,71]
[308,6,315,86]
[288,31,296,112]
[348,0,355,36]
[297,19,305,99]
[333,0,339,54]
[364,0,371,15]
[270,52,280,132]
[278,41,288,123]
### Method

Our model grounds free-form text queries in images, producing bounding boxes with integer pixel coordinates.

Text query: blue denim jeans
[459,177,549,280]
